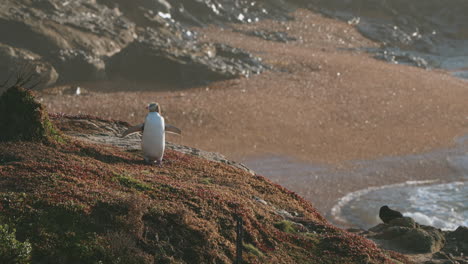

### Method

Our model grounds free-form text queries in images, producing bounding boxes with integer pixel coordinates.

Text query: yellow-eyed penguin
[121,102,181,165]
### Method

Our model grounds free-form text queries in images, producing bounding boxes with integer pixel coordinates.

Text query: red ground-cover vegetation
[0,82,411,262]
[0,125,411,263]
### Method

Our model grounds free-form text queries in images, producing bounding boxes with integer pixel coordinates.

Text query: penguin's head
[380,205,389,212]
[147,102,161,113]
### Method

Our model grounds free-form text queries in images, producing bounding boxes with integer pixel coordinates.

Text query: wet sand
[38,10,468,218]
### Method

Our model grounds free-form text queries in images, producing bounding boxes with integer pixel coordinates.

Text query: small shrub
[0,86,62,143]
[0,224,32,264]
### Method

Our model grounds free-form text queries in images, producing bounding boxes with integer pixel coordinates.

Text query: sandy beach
[38,10,468,220]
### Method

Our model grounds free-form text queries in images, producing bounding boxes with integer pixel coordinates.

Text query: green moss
[0,86,63,143]
[274,220,297,234]
[42,117,64,143]
[115,174,152,191]
[243,243,264,257]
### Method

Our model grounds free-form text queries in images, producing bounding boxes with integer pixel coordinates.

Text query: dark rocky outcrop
[443,226,468,259]
[96,0,295,29]
[106,27,267,86]
[163,0,296,26]
[303,0,468,76]
[0,0,281,87]
[3,0,468,87]
[356,216,468,264]
[368,217,445,254]
[0,0,136,84]
[0,44,58,89]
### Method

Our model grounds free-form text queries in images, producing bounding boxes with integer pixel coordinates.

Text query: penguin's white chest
[142,113,165,161]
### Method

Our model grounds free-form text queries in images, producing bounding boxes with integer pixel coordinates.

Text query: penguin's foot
[144,157,155,165]
[143,157,164,167]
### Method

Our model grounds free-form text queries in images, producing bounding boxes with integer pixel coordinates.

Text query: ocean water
[331,181,468,230]
[331,150,468,230]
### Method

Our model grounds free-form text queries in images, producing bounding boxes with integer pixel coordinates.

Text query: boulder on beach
[368,217,445,253]
[365,216,468,263]
[443,226,468,257]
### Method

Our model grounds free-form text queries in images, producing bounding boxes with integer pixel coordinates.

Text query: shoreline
[242,134,468,225]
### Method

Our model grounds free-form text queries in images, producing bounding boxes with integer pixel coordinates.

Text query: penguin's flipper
[121,123,144,137]
[165,124,182,135]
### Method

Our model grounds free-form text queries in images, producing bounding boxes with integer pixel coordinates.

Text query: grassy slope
[0,117,410,263]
